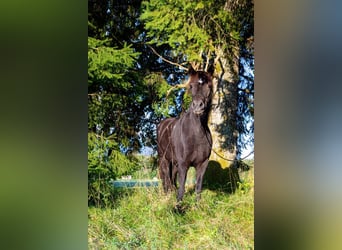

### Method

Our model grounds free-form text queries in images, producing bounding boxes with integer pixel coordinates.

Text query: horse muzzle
[193,109,205,116]
[191,99,206,116]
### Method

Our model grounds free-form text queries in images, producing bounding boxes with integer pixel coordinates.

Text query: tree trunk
[209,48,239,169]
[204,46,240,191]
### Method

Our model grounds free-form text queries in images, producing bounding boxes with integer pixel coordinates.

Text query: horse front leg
[195,159,209,202]
[176,163,188,203]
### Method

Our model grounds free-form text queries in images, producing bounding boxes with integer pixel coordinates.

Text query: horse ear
[207,64,215,76]
[188,65,196,75]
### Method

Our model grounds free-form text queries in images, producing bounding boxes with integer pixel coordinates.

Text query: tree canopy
[140,0,254,158]
[88,0,253,165]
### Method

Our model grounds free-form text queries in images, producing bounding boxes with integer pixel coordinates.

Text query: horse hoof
[173,203,187,214]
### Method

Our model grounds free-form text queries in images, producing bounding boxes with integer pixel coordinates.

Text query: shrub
[88,132,140,207]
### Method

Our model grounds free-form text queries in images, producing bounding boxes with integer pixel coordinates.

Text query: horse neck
[187,108,209,130]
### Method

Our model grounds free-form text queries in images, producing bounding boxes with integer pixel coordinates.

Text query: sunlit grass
[88,161,254,249]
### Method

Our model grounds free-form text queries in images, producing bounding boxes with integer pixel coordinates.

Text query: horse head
[187,65,214,116]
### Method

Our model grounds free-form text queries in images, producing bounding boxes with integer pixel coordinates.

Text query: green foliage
[141,0,238,63]
[144,72,176,118]
[182,90,192,111]
[88,133,141,207]
[88,35,147,150]
[131,155,158,179]
[88,161,254,249]
[88,37,139,86]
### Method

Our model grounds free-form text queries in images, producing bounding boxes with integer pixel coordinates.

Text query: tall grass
[88,162,254,249]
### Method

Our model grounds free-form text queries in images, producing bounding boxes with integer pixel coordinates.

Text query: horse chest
[171,123,211,162]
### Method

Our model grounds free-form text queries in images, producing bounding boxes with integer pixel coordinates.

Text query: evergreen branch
[91,132,117,141]
[147,45,188,70]
[208,16,240,47]
[166,82,188,97]
[209,16,224,32]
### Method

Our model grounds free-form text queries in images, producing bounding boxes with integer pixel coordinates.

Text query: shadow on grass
[203,160,251,193]
[171,160,252,214]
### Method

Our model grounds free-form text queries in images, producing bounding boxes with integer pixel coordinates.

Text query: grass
[88,161,254,249]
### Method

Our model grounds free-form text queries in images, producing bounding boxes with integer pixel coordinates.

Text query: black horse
[157,65,214,202]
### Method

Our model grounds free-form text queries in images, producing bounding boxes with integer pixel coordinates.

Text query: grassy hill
[88,161,254,249]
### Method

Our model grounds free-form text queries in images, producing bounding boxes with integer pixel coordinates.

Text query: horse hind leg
[159,159,172,193]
